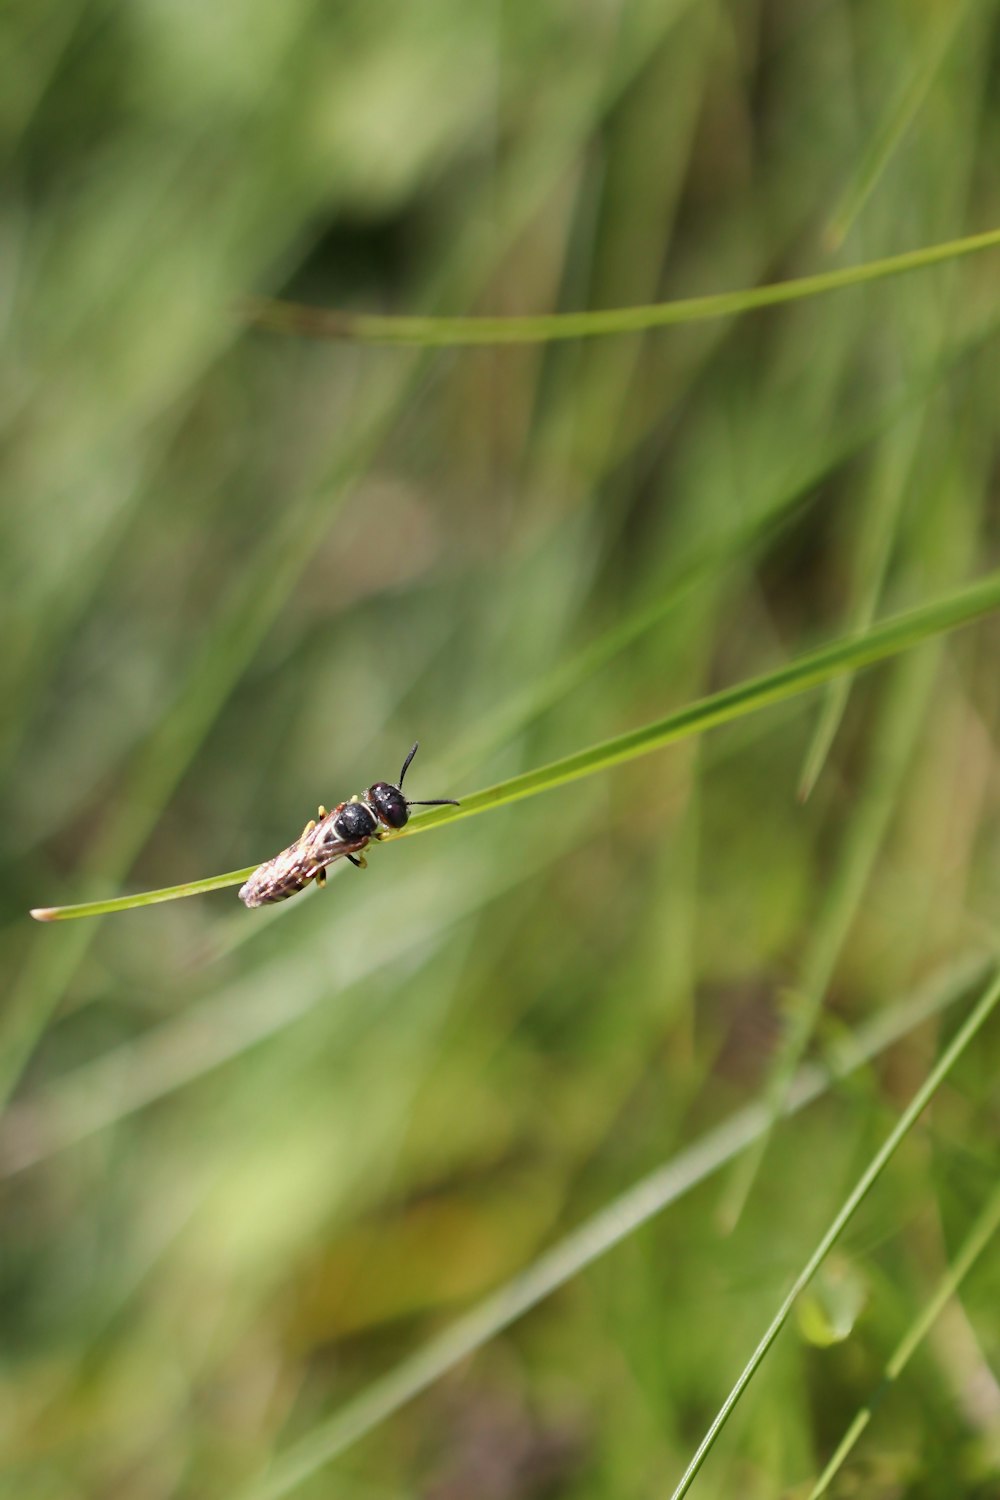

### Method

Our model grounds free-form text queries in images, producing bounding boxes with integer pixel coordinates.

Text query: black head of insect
[366,741,460,830]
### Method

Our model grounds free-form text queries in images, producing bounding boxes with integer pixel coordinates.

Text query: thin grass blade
[807,1175,1000,1499]
[29,867,258,922]
[30,568,1000,920]
[719,645,937,1231]
[667,965,1000,1500]
[797,420,919,801]
[825,3,971,250]
[234,954,990,1500]
[398,567,1000,834]
[246,223,1000,346]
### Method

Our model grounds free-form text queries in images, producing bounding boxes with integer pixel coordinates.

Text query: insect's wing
[238,841,319,908]
[238,816,368,908]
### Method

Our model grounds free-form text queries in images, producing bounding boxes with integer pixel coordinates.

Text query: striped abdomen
[238,805,371,908]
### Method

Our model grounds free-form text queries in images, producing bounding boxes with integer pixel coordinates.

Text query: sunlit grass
[5,4,1000,1498]
[29,566,1000,921]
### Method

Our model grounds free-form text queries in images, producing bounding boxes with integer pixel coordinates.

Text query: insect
[238,742,459,908]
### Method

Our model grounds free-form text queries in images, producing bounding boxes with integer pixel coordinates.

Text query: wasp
[238,742,458,908]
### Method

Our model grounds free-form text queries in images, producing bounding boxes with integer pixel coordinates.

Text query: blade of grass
[28,866,258,923]
[8,843,557,1175]
[804,27,988,802]
[719,645,938,1231]
[733,386,988,1222]
[11,1,710,1060]
[797,419,919,800]
[234,952,990,1500]
[30,567,1000,920]
[450,288,1000,795]
[825,1,971,250]
[10,699,814,1176]
[445,398,898,787]
[397,566,1000,833]
[4,350,431,1105]
[808,1174,1000,1498]
[245,223,1000,346]
[539,7,709,482]
[667,964,1000,1500]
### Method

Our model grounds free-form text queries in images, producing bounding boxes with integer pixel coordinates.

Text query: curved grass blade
[808,1175,1000,1498]
[395,566,1000,836]
[667,964,1000,1500]
[29,866,258,922]
[4,373,422,1102]
[246,223,1000,346]
[445,389,905,788]
[233,953,990,1500]
[29,567,1000,920]
[446,291,1000,800]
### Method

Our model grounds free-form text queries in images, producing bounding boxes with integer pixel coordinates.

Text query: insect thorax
[331,799,377,843]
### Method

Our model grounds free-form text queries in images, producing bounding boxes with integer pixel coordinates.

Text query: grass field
[4,2,1000,1496]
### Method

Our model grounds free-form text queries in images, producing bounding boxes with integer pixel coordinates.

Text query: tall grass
[4,3,1000,1498]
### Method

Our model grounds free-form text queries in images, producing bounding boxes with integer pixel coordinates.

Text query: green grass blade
[719,646,937,1231]
[9,843,560,1175]
[246,223,1000,346]
[444,378,918,788]
[6,355,433,1105]
[825,3,970,250]
[797,420,919,800]
[667,964,1000,1500]
[29,568,1000,920]
[29,866,258,922]
[396,567,1000,833]
[234,953,989,1500]
[808,1176,1000,1498]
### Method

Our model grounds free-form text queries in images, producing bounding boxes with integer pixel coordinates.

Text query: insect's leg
[299,818,317,839]
[347,854,368,869]
[317,805,327,818]
[315,868,327,888]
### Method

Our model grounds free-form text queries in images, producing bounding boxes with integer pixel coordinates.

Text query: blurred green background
[4,1,1000,1496]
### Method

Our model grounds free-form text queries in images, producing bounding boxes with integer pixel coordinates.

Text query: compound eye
[369,781,409,829]
[332,802,375,843]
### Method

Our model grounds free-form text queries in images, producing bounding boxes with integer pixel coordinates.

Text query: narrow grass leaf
[667,965,1000,1500]
[798,421,919,801]
[235,953,989,1500]
[30,568,1000,920]
[808,1174,1000,1498]
[397,567,1000,834]
[825,3,971,250]
[28,867,258,923]
[720,646,937,1230]
[5,354,429,1104]
[8,848,540,1175]
[246,223,1000,346]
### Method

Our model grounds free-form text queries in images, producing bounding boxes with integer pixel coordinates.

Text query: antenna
[398,741,419,787]
[398,740,459,808]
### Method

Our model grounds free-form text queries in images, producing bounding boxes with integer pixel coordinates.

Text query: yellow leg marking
[317,805,328,818]
[300,818,317,839]
[357,853,368,870]
[315,868,327,888]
